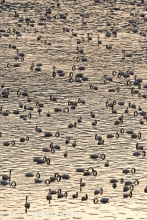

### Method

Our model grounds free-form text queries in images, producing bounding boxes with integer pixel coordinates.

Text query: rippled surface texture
[0,0,147,219]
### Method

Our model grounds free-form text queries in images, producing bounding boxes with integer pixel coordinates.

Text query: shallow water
[0,0,147,219]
